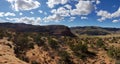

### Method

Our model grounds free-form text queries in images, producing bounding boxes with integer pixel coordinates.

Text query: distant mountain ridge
[71,26,120,35]
[0,22,75,37]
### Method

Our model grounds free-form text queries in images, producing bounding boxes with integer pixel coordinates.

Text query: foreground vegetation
[0,28,120,64]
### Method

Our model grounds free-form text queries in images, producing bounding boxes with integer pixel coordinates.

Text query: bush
[59,51,70,61]
[31,61,40,64]
[33,35,44,46]
[0,32,4,39]
[58,51,73,64]
[48,39,59,50]
[70,43,88,53]
[19,56,29,63]
[96,39,104,48]
[70,43,88,59]
[107,46,120,60]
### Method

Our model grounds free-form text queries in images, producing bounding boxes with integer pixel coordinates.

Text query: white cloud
[112,19,120,23]
[4,12,16,16]
[43,14,63,22]
[6,17,41,25]
[111,7,120,18]
[19,12,23,16]
[96,0,100,4]
[97,7,120,22]
[45,0,100,22]
[46,0,68,8]
[30,12,34,14]
[0,12,16,17]
[97,17,105,22]
[7,0,40,11]
[69,17,76,22]
[51,7,70,17]
[38,10,43,13]
[97,10,111,19]
[70,1,93,16]
[0,12,4,17]
[64,4,72,9]
[81,17,88,19]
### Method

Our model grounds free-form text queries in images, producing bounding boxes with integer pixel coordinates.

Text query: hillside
[71,26,120,36]
[0,23,75,37]
[0,23,120,64]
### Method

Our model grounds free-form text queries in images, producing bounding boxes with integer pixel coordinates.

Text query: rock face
[0,23,75,37]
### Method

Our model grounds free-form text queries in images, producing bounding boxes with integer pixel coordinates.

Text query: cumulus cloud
[97,7,120,22]
[38,10,43,13]
[70,1,93,16]
[0,12,4,17]
[81,17,88,19]
[45,0,101,22]
[19,12,23,16]
[7,0,40,11]
[69,17,76,22]
[96,0,100,4]
[30,12,34,14]
[0,12,15,17]
[46,0,68,8]
[111,7,120,18]
[6,17,41,25]
[97,10,110,22]
[43,14,63,22]
[64,4,72,9]
[51,7,70,17]
[112,19,120,23]
[4,12,16,16]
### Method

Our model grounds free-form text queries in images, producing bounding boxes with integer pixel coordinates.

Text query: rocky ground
[0,38,28,64]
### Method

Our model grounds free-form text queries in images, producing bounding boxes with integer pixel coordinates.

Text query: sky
[0,0,120,27]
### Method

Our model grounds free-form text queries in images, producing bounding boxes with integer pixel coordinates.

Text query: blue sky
[0,0,120,27]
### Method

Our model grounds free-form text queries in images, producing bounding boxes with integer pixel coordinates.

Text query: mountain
[71,26,120,35]
[0,23,75,37]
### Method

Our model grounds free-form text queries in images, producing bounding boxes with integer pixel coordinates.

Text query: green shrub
[59,51,70,61]
[96,39,104,48]
[31,61,40,64]
[70,43,88,59]
[0,32,4,39]
[33,35,44,46]
[58,51,73,64]
[48,39,59,50]
[107,46,120,60]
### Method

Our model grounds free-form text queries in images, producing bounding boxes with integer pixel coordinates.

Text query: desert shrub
[58,51,73,64]
[28,42,34,49]
[96,39,104,48]
[13,34,34,55]
[19,56,29,63]
[14,35,29,50]
[70,43,88,59]
[48,39,59,50]
[107,46,120,60]
[59,51,70,61]
[33,35,44,46]
[0,32,4,39]
[70,43,88,53]
[31,61,40,64]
